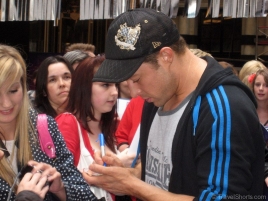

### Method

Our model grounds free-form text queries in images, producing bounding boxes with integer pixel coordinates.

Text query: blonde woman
[239,60,266,90]
[0,44,97,201]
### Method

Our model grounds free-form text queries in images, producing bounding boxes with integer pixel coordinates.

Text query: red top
[115,96,145,147]
[55,113,94,166]
[56,113,118,201]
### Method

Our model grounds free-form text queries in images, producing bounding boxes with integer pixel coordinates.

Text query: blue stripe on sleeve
[198,86,231,201]
[212,88,224,196]
[193,96,202,136]
[219,85,231,197]
[200,92,218,201]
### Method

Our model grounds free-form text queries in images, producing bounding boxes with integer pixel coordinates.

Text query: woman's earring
[43,91,47,97]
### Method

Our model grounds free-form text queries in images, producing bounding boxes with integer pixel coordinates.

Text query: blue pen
[98,133,107,166]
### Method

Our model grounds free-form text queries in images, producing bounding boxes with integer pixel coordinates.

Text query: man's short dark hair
[144,36,187,66]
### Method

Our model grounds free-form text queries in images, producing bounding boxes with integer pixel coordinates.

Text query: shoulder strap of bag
[75,118,86,149]
[37,114,56,159]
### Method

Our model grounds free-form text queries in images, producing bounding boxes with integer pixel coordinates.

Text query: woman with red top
[56,55,118,165]
[56,55,134,200]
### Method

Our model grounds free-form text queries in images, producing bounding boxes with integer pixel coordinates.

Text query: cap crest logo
[115,23,141,50]
[152,42,161,48]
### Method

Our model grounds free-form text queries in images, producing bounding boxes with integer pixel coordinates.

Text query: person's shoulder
[28,107,38,121]
[224,84,255,104]
[55,112,76,123]
[29,106,37,114]
[56,112,74,119]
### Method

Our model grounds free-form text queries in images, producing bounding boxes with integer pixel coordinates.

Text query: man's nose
[127,80,140,98]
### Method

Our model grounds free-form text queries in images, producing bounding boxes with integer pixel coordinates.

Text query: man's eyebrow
[130,74,138,79]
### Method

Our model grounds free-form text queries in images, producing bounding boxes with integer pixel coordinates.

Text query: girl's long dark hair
[34,55,74,117]
[67,55,117,152]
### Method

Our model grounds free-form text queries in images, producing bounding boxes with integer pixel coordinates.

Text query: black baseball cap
[93,8,180,83]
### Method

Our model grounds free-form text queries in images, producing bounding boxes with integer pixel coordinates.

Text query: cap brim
[92,56,145,83]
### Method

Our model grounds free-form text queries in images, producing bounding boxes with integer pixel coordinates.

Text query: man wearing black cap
[85,8,265,200]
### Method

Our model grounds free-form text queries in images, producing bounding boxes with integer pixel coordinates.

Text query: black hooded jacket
[140,56,265,200]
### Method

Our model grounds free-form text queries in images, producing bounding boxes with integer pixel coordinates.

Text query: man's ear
[159,47,174,63]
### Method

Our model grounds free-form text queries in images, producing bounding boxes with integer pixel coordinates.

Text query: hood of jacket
[195,56,257,107]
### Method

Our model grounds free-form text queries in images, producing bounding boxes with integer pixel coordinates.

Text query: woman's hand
[17,172,49,199]
[28,160,66,201]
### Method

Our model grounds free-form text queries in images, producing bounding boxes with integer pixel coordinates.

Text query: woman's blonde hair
[239,60,266,90]
[0,44,32,188]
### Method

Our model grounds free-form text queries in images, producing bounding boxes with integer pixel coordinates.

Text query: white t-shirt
[5,140,18,174]
[145,93,192,190]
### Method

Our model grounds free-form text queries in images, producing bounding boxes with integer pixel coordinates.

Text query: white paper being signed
[117,98,130,119]
[128,124,140,155]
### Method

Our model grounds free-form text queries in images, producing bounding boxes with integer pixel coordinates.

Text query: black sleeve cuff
[15,191,42,201]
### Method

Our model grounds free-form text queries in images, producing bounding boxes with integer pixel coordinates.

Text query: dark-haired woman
[56,55,119,200]
[34,55,74,118]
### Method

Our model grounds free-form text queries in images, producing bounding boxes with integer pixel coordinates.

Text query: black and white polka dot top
[0,108,97,201]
